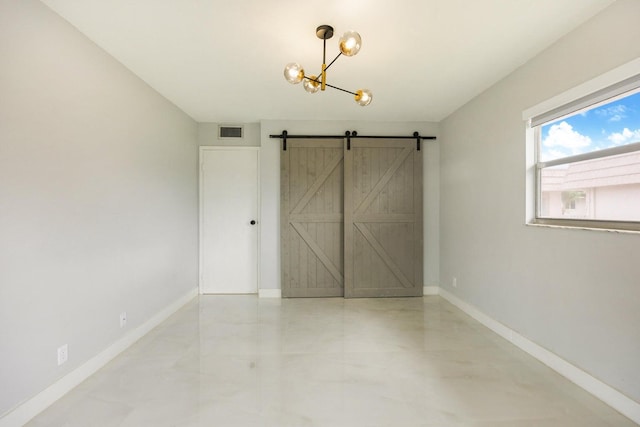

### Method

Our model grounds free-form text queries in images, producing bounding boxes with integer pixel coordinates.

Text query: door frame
[199,146,261,294]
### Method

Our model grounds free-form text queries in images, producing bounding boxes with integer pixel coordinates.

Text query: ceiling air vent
[218,125,243,139]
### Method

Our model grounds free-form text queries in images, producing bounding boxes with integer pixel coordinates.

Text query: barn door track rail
[270,131,436,151]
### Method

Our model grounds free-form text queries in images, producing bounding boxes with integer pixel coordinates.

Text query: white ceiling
[40,0,615,123]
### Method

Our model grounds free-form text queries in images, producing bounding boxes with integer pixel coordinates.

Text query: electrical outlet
[57,344,68,366]
[120,312,127,328]
[452,277,457,288]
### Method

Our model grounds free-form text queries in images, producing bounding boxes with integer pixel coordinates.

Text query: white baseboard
[262,288,438,298]
[438,288,640,425]
[0,287,198,427]
[261,288,437,298]
[258,288,282,298]
[423,286,439,296]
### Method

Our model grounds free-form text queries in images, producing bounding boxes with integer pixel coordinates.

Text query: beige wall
[0,0,198,417]
[440,0,640,403]
[595,184,640,220]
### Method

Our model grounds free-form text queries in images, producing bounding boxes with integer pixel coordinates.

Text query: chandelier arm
[323,52,343,73]
[304,76,358,96]
[323,38,327,64]
[304,75,322,84]
[302,71,323,82]
[303,75,357,96]
[324,83,357,96]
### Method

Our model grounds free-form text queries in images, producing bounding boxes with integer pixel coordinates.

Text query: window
[530,73,640,231]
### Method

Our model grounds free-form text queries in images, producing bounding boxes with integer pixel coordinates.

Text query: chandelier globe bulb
[355,89,372,106]
[303,76,321,93]
[284,63,304,84]
[339,31,362,56]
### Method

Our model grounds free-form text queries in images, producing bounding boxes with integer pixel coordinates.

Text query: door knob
[250,220,256,225]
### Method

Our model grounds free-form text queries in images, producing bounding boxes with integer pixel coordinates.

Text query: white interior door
[200,147,259,294]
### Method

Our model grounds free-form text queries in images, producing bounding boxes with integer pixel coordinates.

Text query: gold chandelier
[283,25,372,106]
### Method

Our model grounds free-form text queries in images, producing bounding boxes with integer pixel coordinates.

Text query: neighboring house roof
[541,150,640,191]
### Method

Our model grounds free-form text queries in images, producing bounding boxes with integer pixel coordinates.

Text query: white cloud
[608,128,640,145]
[609,105,627,114]
[595,104,628,122]
[543,121,591,154]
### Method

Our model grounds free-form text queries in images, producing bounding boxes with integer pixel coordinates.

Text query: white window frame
[523,58,640,232]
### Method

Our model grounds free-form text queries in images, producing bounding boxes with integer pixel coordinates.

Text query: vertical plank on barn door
[281,139,345,297]
[344,139,423,298]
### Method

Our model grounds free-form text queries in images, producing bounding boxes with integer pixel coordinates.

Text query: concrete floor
[27,295,637,426]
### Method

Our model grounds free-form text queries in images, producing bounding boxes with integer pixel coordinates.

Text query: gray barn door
[344,139,423,298]
[281,139,345,297]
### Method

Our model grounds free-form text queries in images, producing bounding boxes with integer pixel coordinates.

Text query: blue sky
[540,90,640,161]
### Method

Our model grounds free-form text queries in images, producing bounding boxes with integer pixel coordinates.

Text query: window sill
[527,219,640,234]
